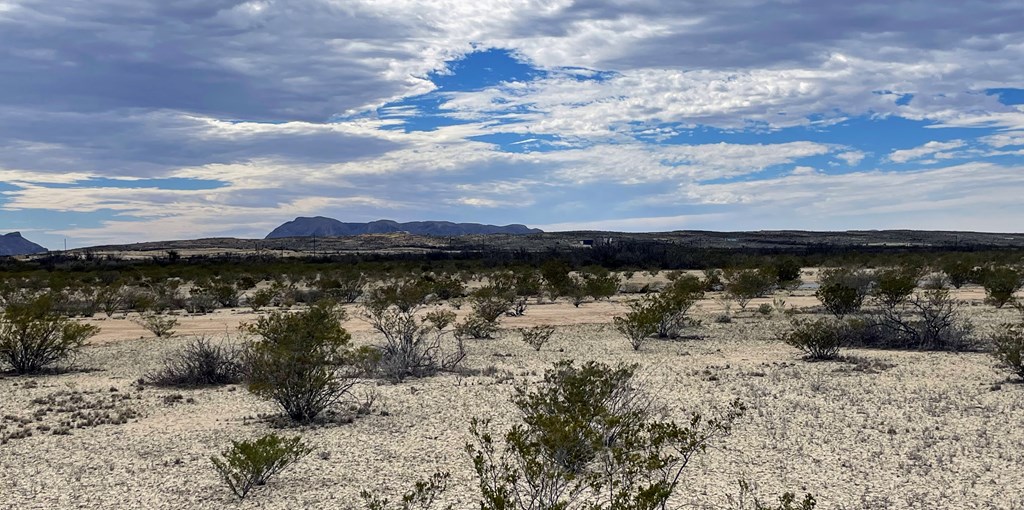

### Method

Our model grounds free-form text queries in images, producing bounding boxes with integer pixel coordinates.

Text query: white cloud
[888,140,966,163]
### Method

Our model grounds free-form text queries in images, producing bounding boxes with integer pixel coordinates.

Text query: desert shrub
[652,275,704,338]
[211,433,312,500]
[470,285,514,322]
[467,360,744,510]
[362,281,465,381]
[702,268,724,292]
[769,258,803,288]
[940,257,978,289]
[757,303,773,316]
[418,272,465,301]
[519,325,555,351]
[316,271,367,303]
[97,284,126,317]
[247,288,276,312]
[0,294,99,374]
[992,322,1024,380]
[455,314,499,340]
[873,289,974,350]
[729,480,817,510]
[134,312,178,338]
[360,471,454,510]
[148,337,242,387]
[184,287,218,314]
[723,269,775,310]
[540,260,574,300]
[980,265,1023,308]
[871,266,921,309]
[613,297,661,350]
[815,267,873,318]
[579,267,620,301]
[243,304,359,421]
[780,318,845,360]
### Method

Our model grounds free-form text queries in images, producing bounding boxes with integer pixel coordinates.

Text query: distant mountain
[266,217,542,239]
[0,232,48,256]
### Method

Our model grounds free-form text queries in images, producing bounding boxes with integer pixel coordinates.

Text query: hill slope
[266,217,542,238]
[0,232,48,256]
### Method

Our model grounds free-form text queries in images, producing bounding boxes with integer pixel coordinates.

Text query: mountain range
[266,217,542,239]
[0,232,48,256]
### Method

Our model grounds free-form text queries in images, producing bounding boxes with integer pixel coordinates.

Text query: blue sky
[1,1,1024,248]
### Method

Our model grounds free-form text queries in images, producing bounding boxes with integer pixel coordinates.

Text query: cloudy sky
[2,1,1024,248]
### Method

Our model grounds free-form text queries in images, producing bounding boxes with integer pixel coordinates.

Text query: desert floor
[2,273,1024,509]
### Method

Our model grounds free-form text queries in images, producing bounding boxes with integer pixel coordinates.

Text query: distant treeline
[3,240,1023,283]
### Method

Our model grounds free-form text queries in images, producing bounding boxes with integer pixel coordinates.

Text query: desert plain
[1,270,1023,510]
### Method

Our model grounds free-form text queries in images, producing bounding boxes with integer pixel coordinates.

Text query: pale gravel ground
[2,279,1024,509]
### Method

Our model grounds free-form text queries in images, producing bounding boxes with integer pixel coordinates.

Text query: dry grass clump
[147,337,243,387]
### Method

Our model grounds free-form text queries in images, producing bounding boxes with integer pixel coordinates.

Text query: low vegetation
[211,433,312,500]
[0,293,98,374]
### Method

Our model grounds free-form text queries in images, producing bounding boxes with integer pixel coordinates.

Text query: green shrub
[519,325,555,351]
[991,322,1024,379]
[724,269,775,310]
[780,318,845,360]
[454,314,498,340]
[315,271,367,303]
[243,304,359,422]
[730,480,817,510]
[874,289,974,351]
[757,303,773,316]
[0,294,99,374]
[148,337,242,387]
[815,267,873,318]
[613,297,661,350]
[134,311,178,338]
[653,275,705,338]
[980,265,1023,308]
[871,266,921,309]
[360,471,453,510]
[210,433,312,500]
[247,288,276,312]
[466,360,744,510]
[363,282,465,381]
[940,258,978,289]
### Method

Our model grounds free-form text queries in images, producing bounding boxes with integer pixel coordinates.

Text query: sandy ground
[2,277,1024,509]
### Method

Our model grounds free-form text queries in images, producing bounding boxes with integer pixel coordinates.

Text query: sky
[2,1,1024,249]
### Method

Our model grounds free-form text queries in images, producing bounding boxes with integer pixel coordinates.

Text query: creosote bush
[780,318,845,360]
[873,289,974,351]
[0,294,99,374]
[815,267,873,319]
[519,325,555,351]
[467,360,744,510]
[871,266,921,309]
[211,433,312,500]
[980,265,1024,308]
[362,281,465,381]
[723,268,776,310]
[148,337,242,387]
[243,304,360,422]
[613,297,661,351]
[360,471,454,510]
[134,311,178,338]
[991,322,1024,380]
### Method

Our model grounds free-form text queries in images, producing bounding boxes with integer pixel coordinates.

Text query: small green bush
[454,314,498,340]
[871,266,921,309]
[992,322,1024,380]
[724,269,775,310]
[211,433,312,500]
[0,294,99,374]
[467,360,744,510]
[780,318,845,360]
[613,297,661,350]
[360,471,453,510]
[980,265,1023,308]
[134,312,178,338]
[243,304,359,422]
[519,325,555,351]
[815,267,873,318]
